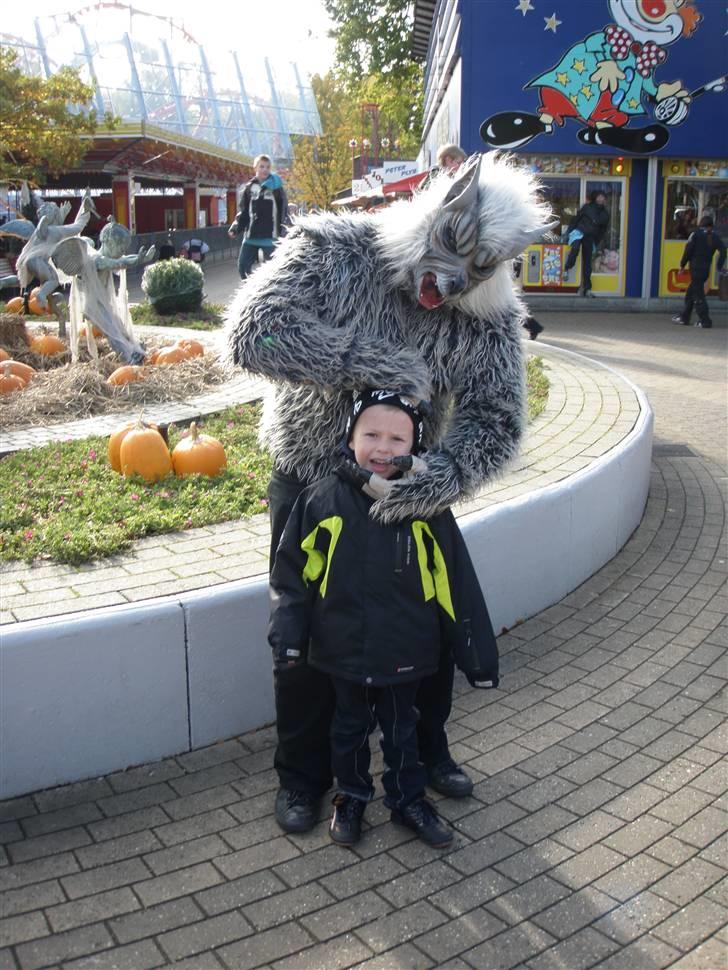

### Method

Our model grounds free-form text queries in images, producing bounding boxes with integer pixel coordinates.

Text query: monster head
[99,217,132,259]
[377,153,553,315]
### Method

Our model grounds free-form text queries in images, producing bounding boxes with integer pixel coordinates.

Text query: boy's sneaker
[330,794,366,846]
[275,789,320,833]
[391,797,454,848]
[427,759,474,798]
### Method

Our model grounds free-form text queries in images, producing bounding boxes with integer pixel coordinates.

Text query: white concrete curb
[0,353,654,799]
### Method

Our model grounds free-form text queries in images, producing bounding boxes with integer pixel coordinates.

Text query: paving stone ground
[0,306,726,970]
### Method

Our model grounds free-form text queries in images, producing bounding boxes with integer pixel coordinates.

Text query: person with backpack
[228,155,288,279]
[673,215,726,329]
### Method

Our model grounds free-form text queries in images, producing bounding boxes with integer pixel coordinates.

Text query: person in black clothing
[673,216,726,329]
[268,390,499,847]
[228,155,288,279]
[563,190,610,297]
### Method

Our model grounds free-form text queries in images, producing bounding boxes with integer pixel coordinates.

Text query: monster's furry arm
[372,325,524,524]
[228,230,431,400]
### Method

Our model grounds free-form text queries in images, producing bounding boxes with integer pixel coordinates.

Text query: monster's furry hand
[370,451,461,524]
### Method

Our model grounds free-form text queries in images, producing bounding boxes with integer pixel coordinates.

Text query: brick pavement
[0,312,726,969]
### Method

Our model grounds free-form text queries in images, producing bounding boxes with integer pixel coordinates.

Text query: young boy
[268,390,499,848]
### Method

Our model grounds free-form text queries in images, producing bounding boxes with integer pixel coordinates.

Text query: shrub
[141,258,204,314]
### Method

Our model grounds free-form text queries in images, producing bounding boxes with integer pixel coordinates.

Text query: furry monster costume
[227,153,552,521]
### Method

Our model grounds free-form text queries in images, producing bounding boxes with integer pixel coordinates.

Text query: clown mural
[481,0,726,154]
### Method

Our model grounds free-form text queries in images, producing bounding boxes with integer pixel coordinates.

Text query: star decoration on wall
[581,84,593,98]
[516,0,535,14]
[544,12,562,32]
[556,72,569,86]
[570,93,579,105]
[572,58,586,74]
[628,98,640,108]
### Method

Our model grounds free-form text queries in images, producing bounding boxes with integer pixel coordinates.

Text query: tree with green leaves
[324,0,424,156]
[0,47,113,184]
[324,0,416,78]
[290,73,356,209]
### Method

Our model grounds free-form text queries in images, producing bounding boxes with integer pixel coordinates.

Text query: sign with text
[352,160,418,196]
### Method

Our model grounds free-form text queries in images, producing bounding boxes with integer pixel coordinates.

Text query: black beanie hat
[344,389,425,454]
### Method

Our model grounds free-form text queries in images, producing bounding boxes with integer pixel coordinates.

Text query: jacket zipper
[394,529,403,573]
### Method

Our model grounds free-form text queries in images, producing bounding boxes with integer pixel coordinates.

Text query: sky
[14,0,336,76]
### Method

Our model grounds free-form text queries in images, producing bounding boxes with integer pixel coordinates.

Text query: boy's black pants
[268,468,455,797]
[330,677,425,809]
[564,236,594,292]
[680,274,712,326]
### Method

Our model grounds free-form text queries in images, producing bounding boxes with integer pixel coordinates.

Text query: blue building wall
[427,0,728,298]
[460,0,727,158]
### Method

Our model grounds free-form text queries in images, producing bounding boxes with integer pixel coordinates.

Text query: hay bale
[0,314,31,350]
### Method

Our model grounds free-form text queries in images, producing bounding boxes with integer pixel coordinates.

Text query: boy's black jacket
[268,470,499,688]
[680,228,726,279]
[569,201,609,243]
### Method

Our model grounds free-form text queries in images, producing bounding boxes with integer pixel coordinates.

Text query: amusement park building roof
[41,123,254,190]
[3,2,321,165]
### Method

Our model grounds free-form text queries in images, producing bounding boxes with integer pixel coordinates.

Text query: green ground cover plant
[0,302,54,322]
[0,404,272,565]
[1,358,548,565]
[527,355,549,420]
[130,301,226,331]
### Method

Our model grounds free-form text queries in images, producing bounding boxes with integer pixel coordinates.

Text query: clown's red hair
[679,2,702,37]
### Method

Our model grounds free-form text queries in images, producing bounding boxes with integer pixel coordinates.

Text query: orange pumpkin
[28,289,46,316]
[119,421,172,482]
[107,365,143,387]
[30,333,66,356]
[172,422,227,478]
[176,338,205,358]
[108,418,159,472]
[4,297,24,315]
[146,348,162,365]
[79,325,104,339]
[3,360,36,385]
[0,362,25,395]
[0,348,9,362]
[155,345,188,365]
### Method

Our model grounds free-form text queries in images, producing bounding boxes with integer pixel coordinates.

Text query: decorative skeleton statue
[227,152,553,522]
[0,189,102,335]
[51,218,156,364]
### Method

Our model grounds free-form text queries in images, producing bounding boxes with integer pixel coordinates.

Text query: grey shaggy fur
[226,152,552,523]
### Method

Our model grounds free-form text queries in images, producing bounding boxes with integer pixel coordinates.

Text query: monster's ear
[476,220,559,267]
[443,154,482,212]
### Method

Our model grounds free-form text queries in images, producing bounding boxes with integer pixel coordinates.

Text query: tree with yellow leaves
[0,48,114,184]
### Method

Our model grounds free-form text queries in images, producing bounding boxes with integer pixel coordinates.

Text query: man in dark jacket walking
[228,154,288,279]
[673,216,726,329]
[269,390,499,848]
[563,190,610,297]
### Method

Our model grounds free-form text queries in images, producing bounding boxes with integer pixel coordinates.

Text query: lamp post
[349,138,358,180]
[362,138,371,179]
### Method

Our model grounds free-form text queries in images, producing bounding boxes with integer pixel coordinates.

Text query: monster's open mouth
[418,272,445,310]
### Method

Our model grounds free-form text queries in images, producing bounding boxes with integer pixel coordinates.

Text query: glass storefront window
[665,179,728,240]
[539,178,580,240]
